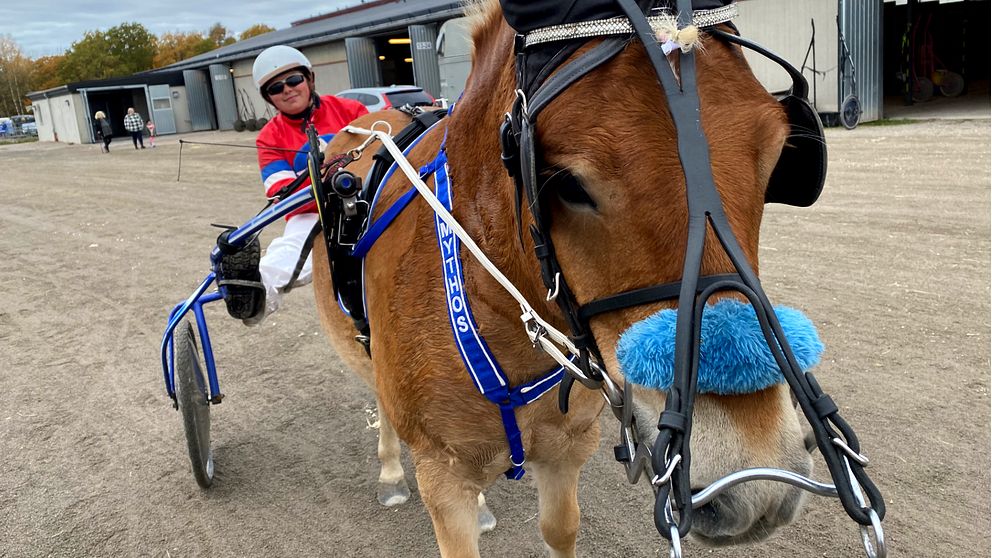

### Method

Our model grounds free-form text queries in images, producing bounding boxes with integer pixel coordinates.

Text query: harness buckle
[514,89,530,121]
[520,310,544,347]
[832,437,870,467]
[651,453,682,487]
[545,272,561,301]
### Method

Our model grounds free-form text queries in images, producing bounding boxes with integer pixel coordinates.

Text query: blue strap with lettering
[429,148,564,480]
[352,186,416,258]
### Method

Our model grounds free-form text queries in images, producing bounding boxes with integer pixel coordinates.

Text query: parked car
[335,86,434,112]
[10,115,36,136]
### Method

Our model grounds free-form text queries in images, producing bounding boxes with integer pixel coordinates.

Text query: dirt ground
[1,118,988,558]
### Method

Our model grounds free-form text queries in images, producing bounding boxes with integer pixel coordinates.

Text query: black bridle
[498,0,885,550]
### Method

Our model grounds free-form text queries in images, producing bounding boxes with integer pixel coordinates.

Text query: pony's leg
[416,459,482,558]
[375,395,410,507]
[529,462,582,558]
[477,492,496,533]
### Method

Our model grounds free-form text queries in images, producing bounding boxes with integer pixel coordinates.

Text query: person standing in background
[123,108,145,149]
[146,121,156,148]
[94,111,113,153]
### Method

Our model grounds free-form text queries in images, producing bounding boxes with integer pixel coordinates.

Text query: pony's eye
[541,168,597,210]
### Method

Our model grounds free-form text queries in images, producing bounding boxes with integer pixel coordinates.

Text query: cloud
[6,0,358,57]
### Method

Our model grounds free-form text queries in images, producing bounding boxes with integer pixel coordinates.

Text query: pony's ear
[764,95,826,207]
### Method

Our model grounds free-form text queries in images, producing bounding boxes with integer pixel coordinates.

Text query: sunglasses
[265,73,307,96]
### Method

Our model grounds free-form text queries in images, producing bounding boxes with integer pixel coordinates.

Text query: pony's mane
[463,0,504,60]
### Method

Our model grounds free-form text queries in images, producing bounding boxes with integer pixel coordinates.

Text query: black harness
[498,0,883,543]
[292,106,447,354]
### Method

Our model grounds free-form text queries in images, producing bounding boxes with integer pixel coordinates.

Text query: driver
[217,45,368,325]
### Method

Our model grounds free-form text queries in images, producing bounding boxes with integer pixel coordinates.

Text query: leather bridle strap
[579,273,740,321]
[611,0,884,538]
[503,36,635,410]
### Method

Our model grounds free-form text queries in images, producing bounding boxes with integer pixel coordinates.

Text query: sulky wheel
[840,95,861,130]
[174,320,215,488]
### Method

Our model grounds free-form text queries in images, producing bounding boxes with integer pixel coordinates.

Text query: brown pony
[314,1,811,555]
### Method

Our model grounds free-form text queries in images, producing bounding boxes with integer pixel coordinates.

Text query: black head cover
[499,0,734,33]
[767,94,826,207]
[710,29,827,207]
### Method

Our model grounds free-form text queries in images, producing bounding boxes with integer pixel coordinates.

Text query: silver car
[335,86,434,112]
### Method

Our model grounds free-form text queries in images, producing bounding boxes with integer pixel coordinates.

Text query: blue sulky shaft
[161,186,315,404]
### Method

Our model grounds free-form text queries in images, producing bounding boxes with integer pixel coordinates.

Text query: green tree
[207,23,236,48]
[238,24,275,41]
[105,22,157,75]
[60,23,156,82]
[154,31,214,67]
[60,30,112,81]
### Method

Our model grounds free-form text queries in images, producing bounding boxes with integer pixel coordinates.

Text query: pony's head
[454,0,819,545]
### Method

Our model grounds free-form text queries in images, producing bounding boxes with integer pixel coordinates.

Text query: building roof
[152,0,464,73]
[27,71,186,100]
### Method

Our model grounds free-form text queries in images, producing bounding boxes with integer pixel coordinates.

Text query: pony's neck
[441,15,571,371]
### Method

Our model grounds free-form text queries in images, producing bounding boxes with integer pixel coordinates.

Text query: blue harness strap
[430,148,564,480]
[352,114,564,480]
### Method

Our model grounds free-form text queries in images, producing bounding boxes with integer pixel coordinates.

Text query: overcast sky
[5,0,360,58]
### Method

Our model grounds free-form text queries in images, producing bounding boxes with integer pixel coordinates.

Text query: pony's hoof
[478,503,497,533]
[377,480,411,507]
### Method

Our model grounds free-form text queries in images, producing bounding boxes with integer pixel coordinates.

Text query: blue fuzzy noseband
[616,300,824,395]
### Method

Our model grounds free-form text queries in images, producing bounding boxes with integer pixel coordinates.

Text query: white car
[335,86,434,112]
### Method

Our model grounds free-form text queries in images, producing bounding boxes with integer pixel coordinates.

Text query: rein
[496,1,886,556]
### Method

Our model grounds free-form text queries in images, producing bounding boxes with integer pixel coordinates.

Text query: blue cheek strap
[616,299,824,395]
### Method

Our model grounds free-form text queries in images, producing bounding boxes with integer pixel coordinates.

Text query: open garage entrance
[883,0,990,118]
[375,34,415,86]
[345,25,442,96]
[83,88,150,140]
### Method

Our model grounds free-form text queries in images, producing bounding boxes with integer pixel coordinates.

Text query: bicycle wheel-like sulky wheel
[174,320,215,488]
[841,95,862,130]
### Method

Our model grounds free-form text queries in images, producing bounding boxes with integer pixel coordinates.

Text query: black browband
[499,0,884,542]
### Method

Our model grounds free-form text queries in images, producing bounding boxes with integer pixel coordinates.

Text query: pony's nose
[690,481,809,545]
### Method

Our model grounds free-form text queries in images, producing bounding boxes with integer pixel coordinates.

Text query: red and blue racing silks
[256,94,368,218]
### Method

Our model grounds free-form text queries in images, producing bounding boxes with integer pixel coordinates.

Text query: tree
[0,35,33,115]
[105,23,157,75]
[60,23,156,82]
[239,24,275,42]
[154,32,214,68]
[30,55,65,92]
[207,23,236,48]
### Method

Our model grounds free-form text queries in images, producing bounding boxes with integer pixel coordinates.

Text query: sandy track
[0,120,988,557]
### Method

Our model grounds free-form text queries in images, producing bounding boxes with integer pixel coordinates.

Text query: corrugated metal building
[152,0,462,136]
[26,72,186,144]
[740,0,987,126]
[27,0,462,143]
[27,0,988,143]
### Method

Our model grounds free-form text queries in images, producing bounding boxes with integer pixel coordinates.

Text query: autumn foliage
[0,20,276,114]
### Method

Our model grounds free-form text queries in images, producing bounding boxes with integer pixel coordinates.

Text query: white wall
[30,92,86,144]
[736,0,840,112]
[30,98,55,142]
[305,41,352,96]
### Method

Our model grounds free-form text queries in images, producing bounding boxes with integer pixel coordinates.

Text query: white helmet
[252,45,312,96]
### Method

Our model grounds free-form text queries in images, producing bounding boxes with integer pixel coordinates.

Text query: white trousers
[257,212,319,318]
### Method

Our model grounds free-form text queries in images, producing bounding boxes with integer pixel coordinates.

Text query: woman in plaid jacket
[123,108,145,149]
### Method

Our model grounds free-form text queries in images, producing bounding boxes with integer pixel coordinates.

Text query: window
[358,93,380,106]
[385,89,433,107]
